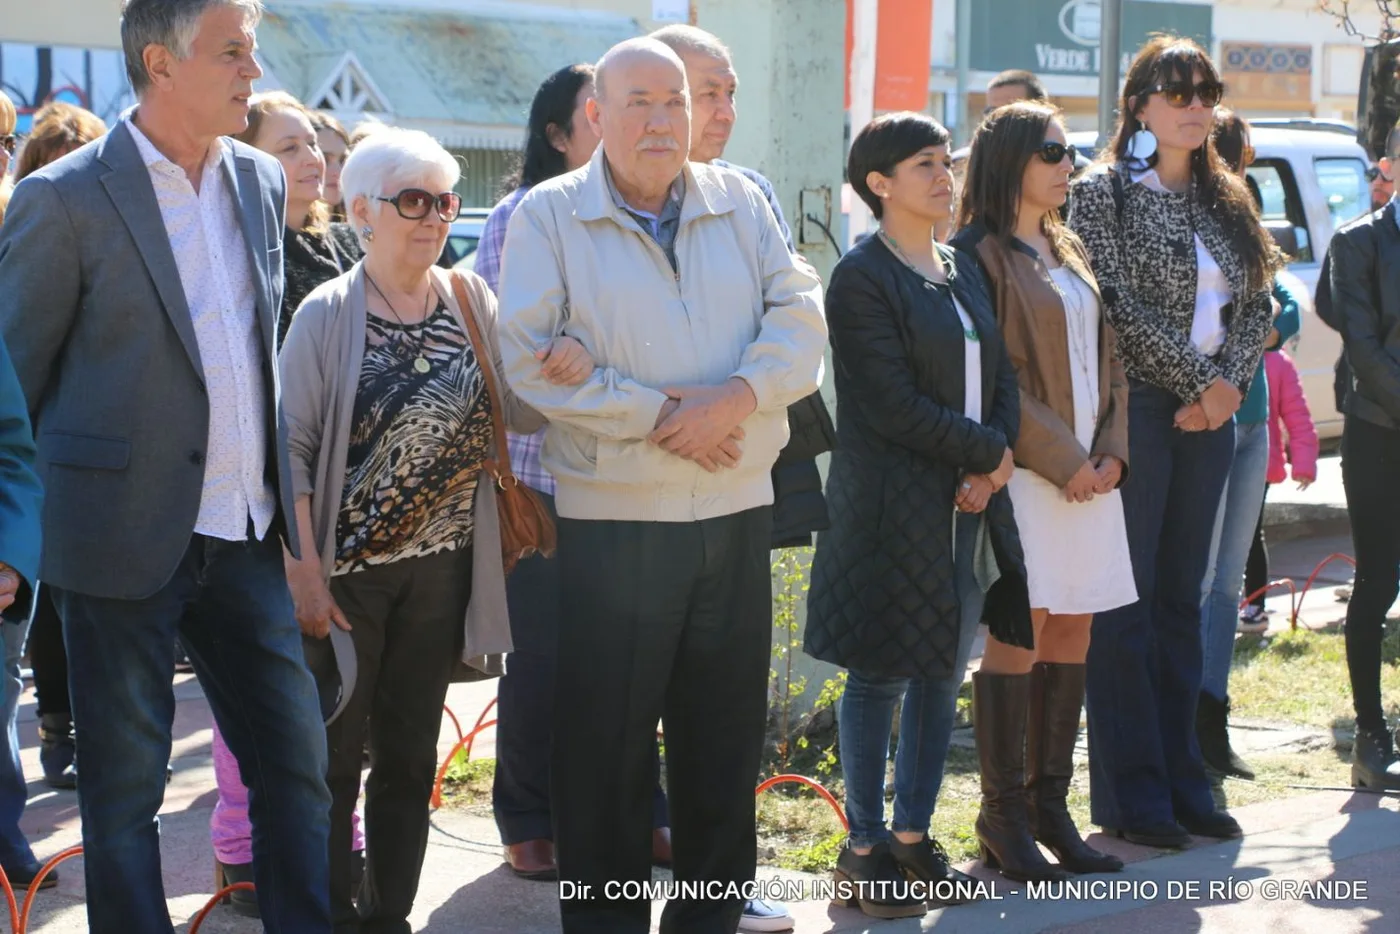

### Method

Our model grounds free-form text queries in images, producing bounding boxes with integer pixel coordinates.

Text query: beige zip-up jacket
[497,146,828,523]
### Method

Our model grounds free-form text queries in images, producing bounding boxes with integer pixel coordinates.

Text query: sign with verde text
[970,0,1213,78]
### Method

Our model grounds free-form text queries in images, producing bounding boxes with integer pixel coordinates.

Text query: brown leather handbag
[451,273,557,574]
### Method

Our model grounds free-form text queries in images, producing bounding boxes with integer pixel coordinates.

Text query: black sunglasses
[1367,165,1390,183]
[375,188,462,222]
[1147,79,1225,109]
[0,134,17,155]
[1037,141,1078,165]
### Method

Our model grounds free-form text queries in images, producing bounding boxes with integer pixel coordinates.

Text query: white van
[1068,123,1370,440]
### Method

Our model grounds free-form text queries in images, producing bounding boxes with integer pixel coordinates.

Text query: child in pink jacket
[1266,348,1319,488]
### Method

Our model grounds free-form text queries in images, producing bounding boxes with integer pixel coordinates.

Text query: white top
[953,296,981,423]
[1009,266,1137,616]
[127,119,275,542]
[1132,167,1229,357]
[1047,267,1101,448]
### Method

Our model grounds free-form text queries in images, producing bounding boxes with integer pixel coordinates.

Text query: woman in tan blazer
[950,101,1133,882]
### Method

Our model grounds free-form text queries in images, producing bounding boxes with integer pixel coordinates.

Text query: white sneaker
[738,898,795,932]
[1237,605,1269,634]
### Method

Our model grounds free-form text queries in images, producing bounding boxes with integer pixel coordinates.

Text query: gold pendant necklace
[365,273,433,374]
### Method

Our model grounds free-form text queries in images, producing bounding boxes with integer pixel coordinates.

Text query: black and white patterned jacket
[1068,164,1273,404]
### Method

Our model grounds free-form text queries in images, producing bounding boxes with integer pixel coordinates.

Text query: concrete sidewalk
[13,669,1399,934]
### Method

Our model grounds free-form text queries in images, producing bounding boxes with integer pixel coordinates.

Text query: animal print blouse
[1068,164,1273,404]
[333,300,492,574]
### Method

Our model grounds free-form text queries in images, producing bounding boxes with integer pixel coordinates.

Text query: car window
[1246,158,1313,263]
[446,234,480,266]
[1314,157,1369,231]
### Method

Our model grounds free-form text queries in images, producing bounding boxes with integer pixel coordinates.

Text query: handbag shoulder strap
[449,272,515,481]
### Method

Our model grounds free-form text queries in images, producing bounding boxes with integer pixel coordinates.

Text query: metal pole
[1098,0,1123,146]
[955,0,971,145]
[848,0,878,245]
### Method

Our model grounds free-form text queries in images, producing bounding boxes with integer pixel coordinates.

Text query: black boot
[973,671,1070,883]
[1026,663,1122,873]
[1195,692,1255,780]
[1352,726,1400,791]
[888,835,981,904]
[38,714,77,790]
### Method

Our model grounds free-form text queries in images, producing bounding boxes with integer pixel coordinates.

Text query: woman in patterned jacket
[1068,36,1279,848]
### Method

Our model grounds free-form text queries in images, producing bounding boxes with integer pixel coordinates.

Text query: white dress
[1007,267,1137,615]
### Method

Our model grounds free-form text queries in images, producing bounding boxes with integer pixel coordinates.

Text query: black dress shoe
[888,835,982,904]
[1179,810,1242,839]
[6,863,58,890]
[1102,822,1192,848]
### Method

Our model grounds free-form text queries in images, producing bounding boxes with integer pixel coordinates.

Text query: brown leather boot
[1026,663,1122,873]
[973,671,1069,883]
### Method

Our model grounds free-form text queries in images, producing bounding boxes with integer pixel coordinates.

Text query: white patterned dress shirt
[127,119,275,542]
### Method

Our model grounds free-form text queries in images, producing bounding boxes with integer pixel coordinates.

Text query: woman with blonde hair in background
[209,89,365,918]
[0,91,17,224]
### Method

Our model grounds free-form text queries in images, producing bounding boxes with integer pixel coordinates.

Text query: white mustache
[636,138,681,152]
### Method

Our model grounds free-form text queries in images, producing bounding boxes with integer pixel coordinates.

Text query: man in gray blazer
[0,1,332,931]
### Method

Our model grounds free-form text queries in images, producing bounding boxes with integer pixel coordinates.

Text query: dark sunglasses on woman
[0,134,18,155]
[375,188,462,222]
[1147,79,1225,109]
[1037,141,1078,165]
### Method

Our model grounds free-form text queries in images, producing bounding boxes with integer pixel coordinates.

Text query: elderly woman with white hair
[280,126,590,932]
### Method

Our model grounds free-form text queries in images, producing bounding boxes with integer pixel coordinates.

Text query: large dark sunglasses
[1148,79,1225,109]
[0,135,17,155]
[1037,141,1078,165]
[375,188,462,222]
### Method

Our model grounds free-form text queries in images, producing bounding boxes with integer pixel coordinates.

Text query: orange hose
[19,845,83,933]
[442,704,465,745]
[0,864,17,934]
[430,718,498,810]
[187,882,256,934]
[1237,552,1358,632]
[464,697,498,760]
[754,774,849,831]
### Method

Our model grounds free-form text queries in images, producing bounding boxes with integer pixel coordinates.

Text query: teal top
[1237,277,1303,425]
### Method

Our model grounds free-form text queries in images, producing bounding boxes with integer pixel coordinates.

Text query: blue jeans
[1199,420,1270,701]
[51,532,332,934]
[839,513,984,850]
[0,612,37,874]
[1086,383,1234,830]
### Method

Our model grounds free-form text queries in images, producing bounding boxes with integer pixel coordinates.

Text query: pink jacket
[1265,350,1318,484]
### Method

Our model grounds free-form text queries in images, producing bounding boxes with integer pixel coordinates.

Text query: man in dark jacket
[1327,171,1400,791]
[652,24,836,555]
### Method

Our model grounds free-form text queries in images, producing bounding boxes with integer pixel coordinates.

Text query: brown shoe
[652,827,673,868]
[504,840,557,880]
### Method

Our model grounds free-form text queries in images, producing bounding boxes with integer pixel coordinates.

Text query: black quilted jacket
[770,390,836,548]
[804,237,1033,680]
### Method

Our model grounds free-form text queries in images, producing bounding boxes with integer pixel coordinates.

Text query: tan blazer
[959,228,1130,488]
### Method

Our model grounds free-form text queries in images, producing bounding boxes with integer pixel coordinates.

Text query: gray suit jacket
[0,120,300,601]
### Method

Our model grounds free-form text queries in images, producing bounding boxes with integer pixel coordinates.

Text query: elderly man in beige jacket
[498,36,826,934]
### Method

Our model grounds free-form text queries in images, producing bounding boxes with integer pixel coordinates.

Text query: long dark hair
[957,101,1089,276]
[501,64,595,196]
[1104,35,1278,292]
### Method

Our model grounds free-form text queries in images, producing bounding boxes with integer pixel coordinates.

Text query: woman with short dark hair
[1069,36,1278,847]
[805,112,1033,919]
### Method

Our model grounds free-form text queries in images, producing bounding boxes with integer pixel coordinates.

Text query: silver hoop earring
[361,226,374,243]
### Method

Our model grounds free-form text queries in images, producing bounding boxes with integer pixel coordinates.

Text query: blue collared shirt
[603,159,685,271]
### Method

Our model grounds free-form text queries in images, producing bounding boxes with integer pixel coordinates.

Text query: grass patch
[439,752,495,809]
[1228,625,1400,729]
